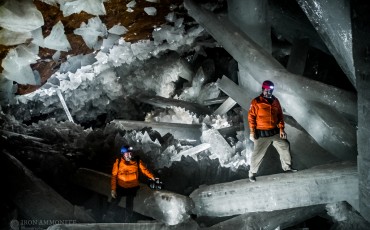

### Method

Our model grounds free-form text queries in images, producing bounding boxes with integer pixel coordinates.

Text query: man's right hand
[249,133,256,142]
[280,130,287,139]
[111,190,117,199]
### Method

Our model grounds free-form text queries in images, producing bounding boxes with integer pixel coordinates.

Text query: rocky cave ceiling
[0,0,195,95]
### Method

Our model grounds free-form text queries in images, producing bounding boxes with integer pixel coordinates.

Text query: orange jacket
[248,95,284,133]
[111,158,155,190]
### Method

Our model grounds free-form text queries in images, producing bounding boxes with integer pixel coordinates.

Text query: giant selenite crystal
[352,0,370,222]
[72,168,194,226]
[297,0,355,88]
[269,0,329,55]
[190,162,358,217]
[206,205,325,230]
[1,152,95,223]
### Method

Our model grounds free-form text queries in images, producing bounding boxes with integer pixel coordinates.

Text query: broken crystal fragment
[108,24,128,35]
[44,21,71,52]
[60,0,106,17]
[74,17,107,49]
[1,44,41,85]
[144,7,157,16]
[0,29,32,46]
[0,0,44,33]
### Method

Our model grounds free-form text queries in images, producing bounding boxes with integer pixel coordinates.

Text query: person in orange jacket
[248,80,297,182]
[110,145,156,216]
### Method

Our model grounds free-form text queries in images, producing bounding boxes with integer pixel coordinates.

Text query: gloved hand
[111,190,117,199]
[249,133,256,142]
[149,178,163,190]
[280,130,287,139]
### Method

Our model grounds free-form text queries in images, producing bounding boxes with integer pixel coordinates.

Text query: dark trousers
[111,186,139,211]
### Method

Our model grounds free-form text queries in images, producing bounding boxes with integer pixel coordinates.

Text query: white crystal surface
[44,21,71,52]
[60,0,106,17]
[0,0,44,33]
[144,7,157,16]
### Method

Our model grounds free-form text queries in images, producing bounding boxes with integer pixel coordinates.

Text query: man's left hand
[280,130,287,139]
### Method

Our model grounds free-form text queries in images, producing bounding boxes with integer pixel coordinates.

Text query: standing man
[110,145,156,221]
[248,80,297,182]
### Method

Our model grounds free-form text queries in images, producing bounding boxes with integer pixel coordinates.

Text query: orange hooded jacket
[111,157,155,191]
[248,94,285,133]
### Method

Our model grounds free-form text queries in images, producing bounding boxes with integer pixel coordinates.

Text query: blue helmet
[120,145,133,154]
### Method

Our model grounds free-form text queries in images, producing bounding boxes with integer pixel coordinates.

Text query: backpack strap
[135,156,141,178]
[254,96,260,103]
[116,156,122,172]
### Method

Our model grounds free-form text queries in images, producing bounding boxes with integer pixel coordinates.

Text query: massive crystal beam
[286,38,309,75]
[135,94,212,115]
[111,119,202,142]
[227,0,271,53]
[203,97,228,106]
[205,205,325,230]
[190,162,358,217]
[1,151,95,223]
[72,168,194,226]
[213,97,236,115]
[215,76,251,110]
[269,0,330,54]
[297,0,355,88]
[172,143,211,161]
[283,116,339,168]
[184,0,356,119]
[352,0,370,221]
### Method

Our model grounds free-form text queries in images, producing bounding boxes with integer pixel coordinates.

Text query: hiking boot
[249,174,256,182]
[285,168,298,173]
